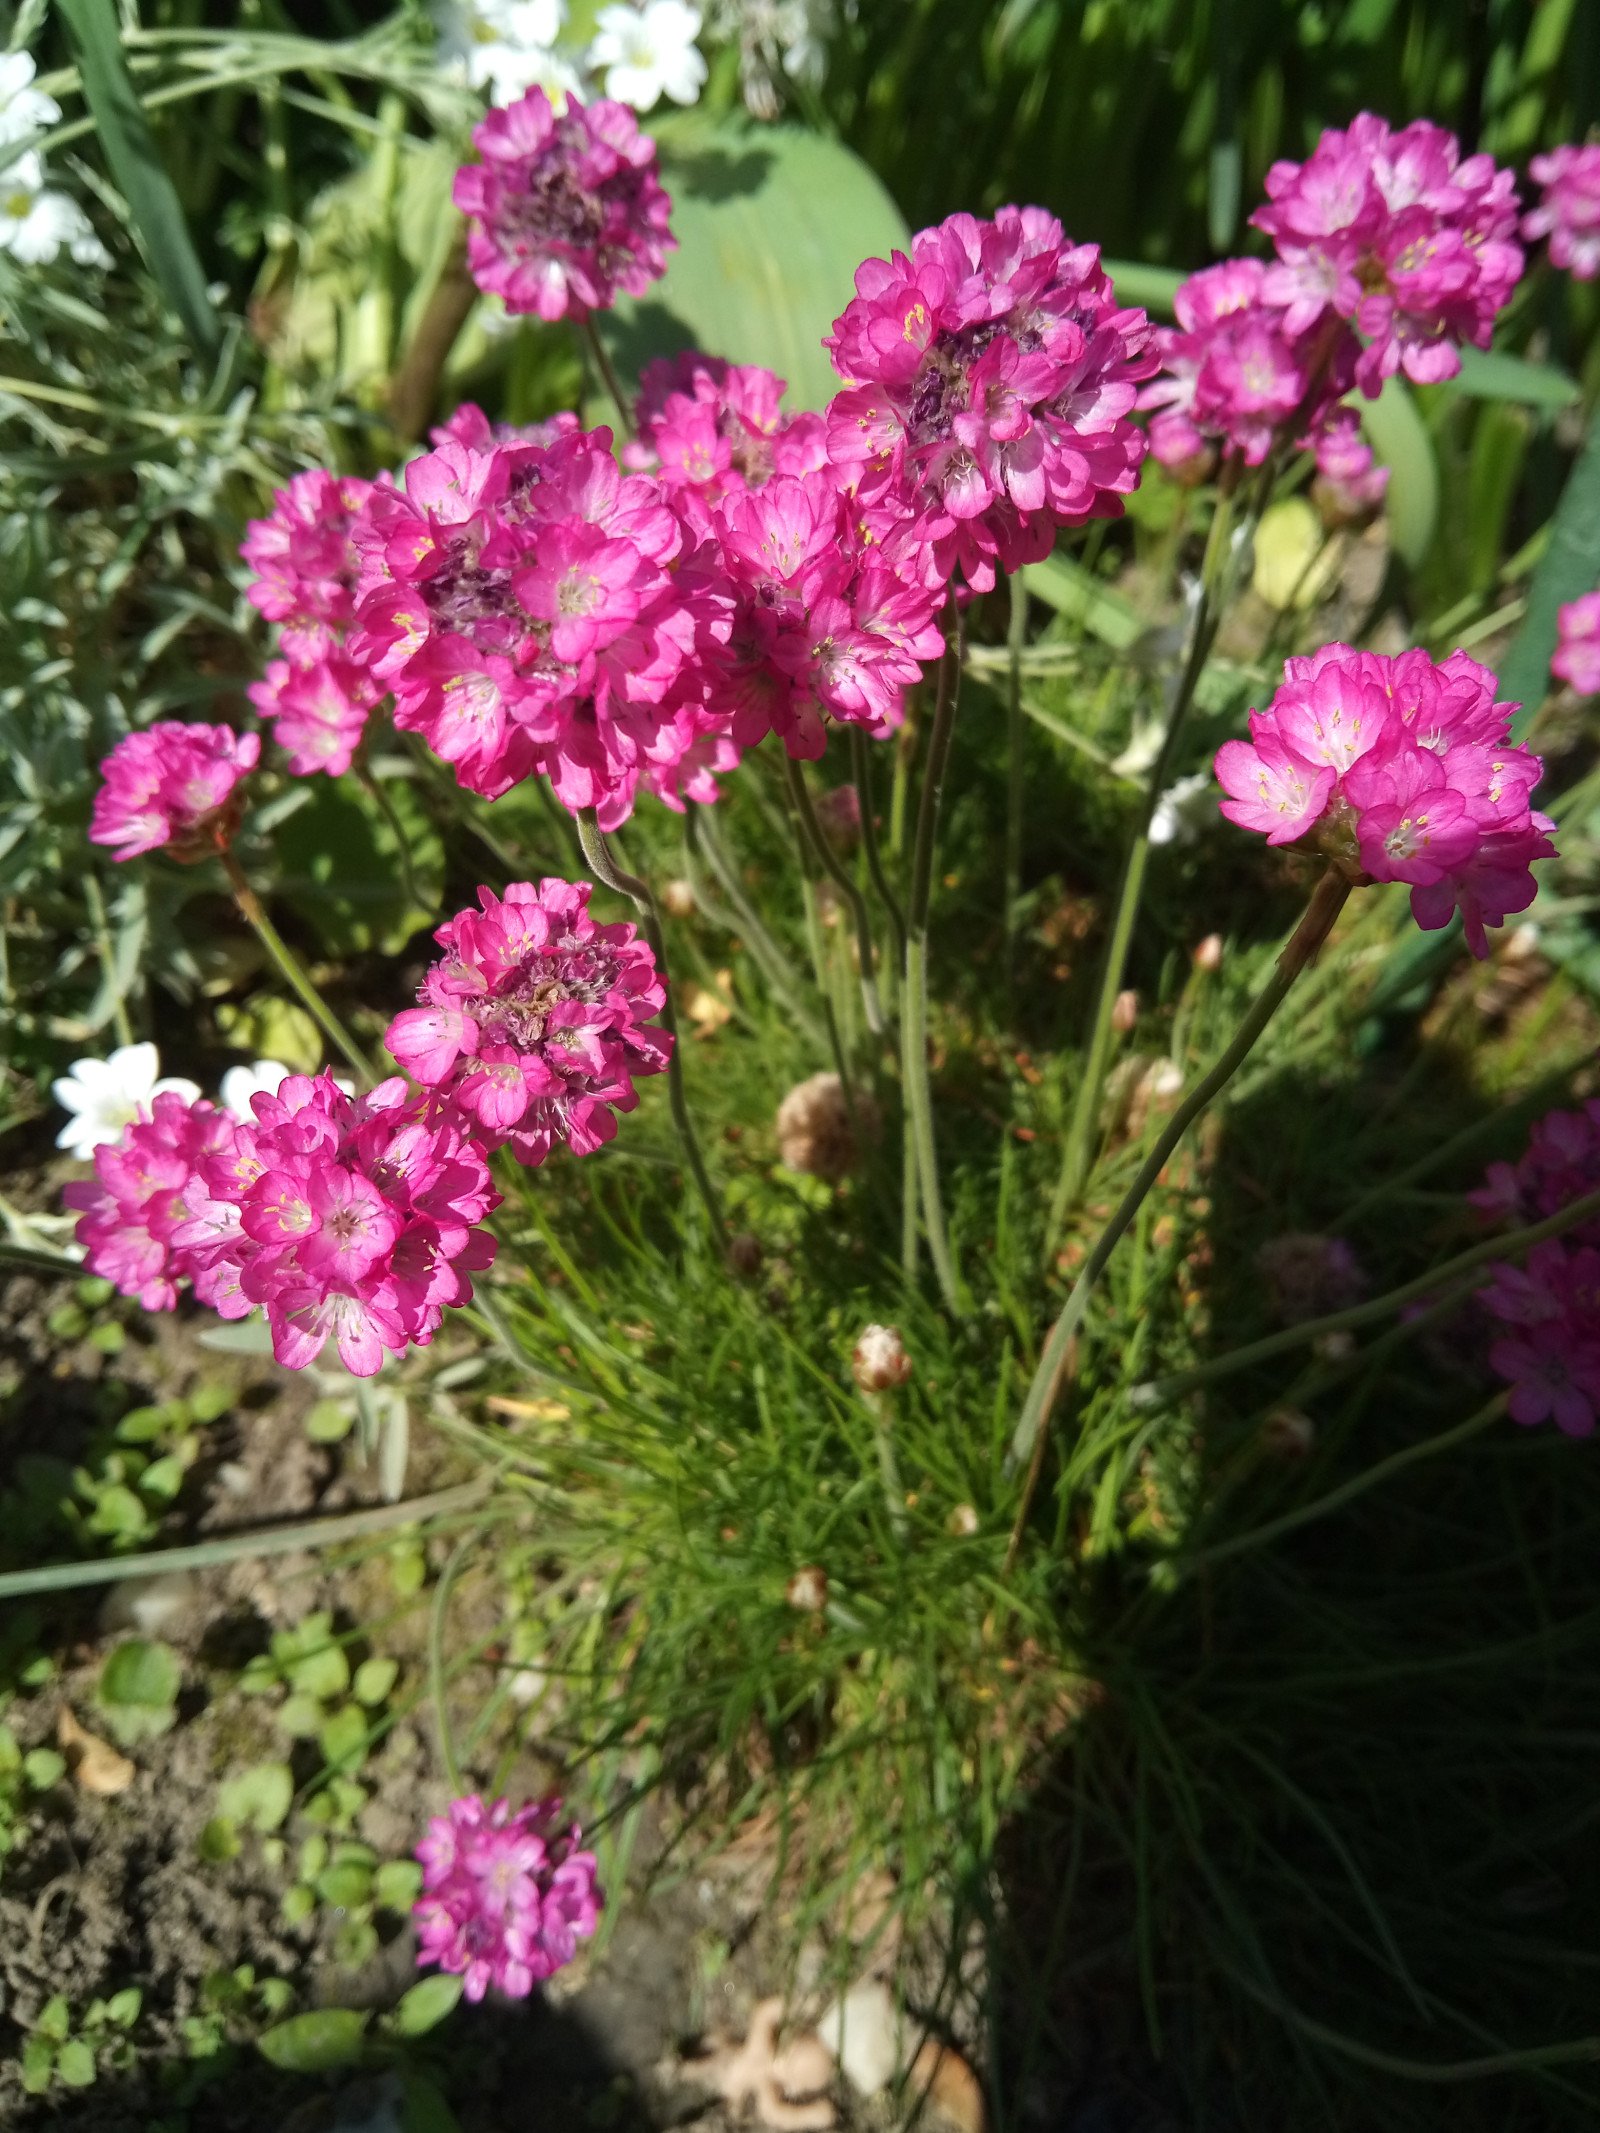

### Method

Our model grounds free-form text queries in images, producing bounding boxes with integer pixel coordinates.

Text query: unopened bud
[728,1232,763,1279]
[852,1323,912,1393]
[1111,989,1140,1035]
[786,1566,828,1612]
[1193,933,1224,973]
[1262,1407,1315,1459]
[660,877,696,918]
[947,1503,979,1538]
[776,1071,880,1183]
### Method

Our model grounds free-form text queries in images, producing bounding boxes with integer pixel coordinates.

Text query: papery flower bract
[589,0,707,109]
[1250,114,1523,394]
[89,722,260,863]
[1212,644,1555,956]
[53,1044,201,1159]
[825,205,1157,591]
[385,878,670,1166]
[1552,590,1600,696]
[453,87,675,321]
[413,1794,602,2001]
[1523,145,1600,282]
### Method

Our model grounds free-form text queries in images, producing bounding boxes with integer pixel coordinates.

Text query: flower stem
[1008,867,1352,1480]
[902,622,969,1317]
[1047,478,1241,1253]
[84,867,135,1047]
[684,807,829,1053]
[355,761,423,913]
[579,316,633,439]
[575,809,728,1254]
[1176,1395,1507,1577]
[782,753,887,1037]
[221,851,377,1087]
[1131,1182,1600,1413]
[865,1392,908,1537]
[1004,568,1029,992]
[848,726,906,968]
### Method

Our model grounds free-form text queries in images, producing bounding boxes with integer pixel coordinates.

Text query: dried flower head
[775,1071,877,1181]
[851,1323,912,1393]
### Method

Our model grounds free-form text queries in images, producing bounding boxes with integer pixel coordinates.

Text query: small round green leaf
[387,1973,463,2038]
[56,2039,96,2088]
[256,2007,369,2073]
[352,1657,398,1708]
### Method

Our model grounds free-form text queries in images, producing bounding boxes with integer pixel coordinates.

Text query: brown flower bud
[727,1232,764,1279]
[660,877,696,918]
[786,1566,828,1612]
[852,1323,912,1393]
[1193,932,1224,973]
[1262,1407,1315,1459]
[1111,989,1140,1034]
[946,1503,979,1538]
[775,1071,880,1182]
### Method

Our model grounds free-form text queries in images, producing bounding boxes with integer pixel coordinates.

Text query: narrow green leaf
[1020,550,1146,650]
[386,1973,463,2039]
[1450,346,1579,410]
[1496,399,1600,739]
[1359,376,1439,569]
[56,0,222,362]
[256,2008,369,2074]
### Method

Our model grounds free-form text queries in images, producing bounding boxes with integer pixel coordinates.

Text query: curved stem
[1133,1182,1600,1412]
[575,810,728,1253]
[355,761,423,912]
[221,851,377,1087]
[579,317,632,438]
[848,726,906,969]
[902,624,968,1318]
[1177,1395,1506,1577]
[1004,568,1029,992]
[1048,478,1240,1251]
[1009,868,1352,1479]
[685,808,828,1052]
[782,752,886,1037]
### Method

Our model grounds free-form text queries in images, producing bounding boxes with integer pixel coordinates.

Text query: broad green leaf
[374,1858,424,1913]
[599,116,910,412]
[56,2039,96,2087]
[1102,259,1183,315]
[1497,398,1600,740]
[98,1636,180,1740]
[387,1973,463,2038]
[55,0,222,363]
[257,2008,369,2074]
[1359,376,1438,568]
[23,1748,65,1790]
[1021,550,1145,650]
[273,775,445,958]
[1451,346,1579,410]
[318,1703,370,1774]
[352,1657,398,1708]
[217,1761,294,1835]
[214,997,323,1077]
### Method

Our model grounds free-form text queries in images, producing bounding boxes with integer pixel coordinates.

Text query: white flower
[218,1058,293,1121]
[53,1043,201,1158]
[0,52,61,148]
[436,0,581,104]
[0,150,110,268]
[590,0,706,108]
[1149,770,1217,849]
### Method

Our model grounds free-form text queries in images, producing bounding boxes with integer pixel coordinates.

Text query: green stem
[355,762,423,912]
[849,726,907,973]
[1009,868,1352,1477]
[0,1239,84,1278]
[580,317,632,437]
[1178,1396,1506,1576]
[429,1535,471,1793]
[867,1394,908,1537]
[1004,569,1029,991]
[1132,1182,1600,1412]
[1048,479,1240,1251]
[685,808,828,1052]
[782,753,886,1037]
[221,851,377,1087]
[84,868,134,1048]
[575,810,728,1253]
[902,624,968,1318]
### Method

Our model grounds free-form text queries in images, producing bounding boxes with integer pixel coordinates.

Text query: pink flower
[89,722,259,863]
[1212,644,1555,955]
[1523,145,1600,281]
[348,425,730,825]
[247,655,375,778]
[1251,114,1524,395]
[62,1089,238,1312]
[413,1794,602,2002]
[453,88,674,322]
[1482,1241,1600,1437]
[1468,1099,1600,1240]
[385,878,670,1167]
[824,205,1157,591]
[1552,590,1600,695]
[626,353,827,499]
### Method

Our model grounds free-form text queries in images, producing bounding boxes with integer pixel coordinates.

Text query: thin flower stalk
[683,809,828,1052]
[782,753,887,1038]
[902,623,968,1318]
[580,314,634,438]
[1004,569,1029,991]
[220,851,377,1088]
[575,809,728,1253]
[1010,867,1354,1477]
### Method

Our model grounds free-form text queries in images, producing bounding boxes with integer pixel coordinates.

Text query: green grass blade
[1497,398,1600,740]
[56,0,223,363]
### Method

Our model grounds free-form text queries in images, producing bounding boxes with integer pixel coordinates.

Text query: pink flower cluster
[825,206,1157,591]
[1138,257,1385,504]
[385,877,670,1167]
[1552,590,1600,695]
[1523,145,1600,281]
[688,468,947,759]
[1214,644,1555,956]
[347,423,736,824]
[243,471,384,778]
[1251,114,1523,394]
[66,1074,499,1376]
[414,1794,602,2001]
[627,354,826,500]
[89,722,259,863]
[1473,1101,1600,1438]
[453,88,674,322]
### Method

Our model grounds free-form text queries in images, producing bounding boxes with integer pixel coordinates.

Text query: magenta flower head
[385,877,670,1167]
[1251,114,1523,395]
[62,1090,237,1313]
[1523,145,1600,281]
[89,722,260,863]
[627,353,827,500]
[1552,590,1600,696]
[414,1794,602,2002]
[824,205,1157,591]
[1213,644,1556,956]
[453,88,674,321]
